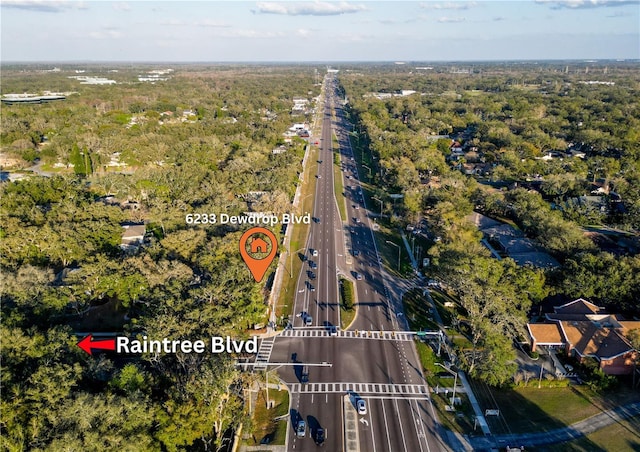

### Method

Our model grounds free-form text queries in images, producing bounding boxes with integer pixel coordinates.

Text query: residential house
[120,224,146,251]
[527,299,640,375]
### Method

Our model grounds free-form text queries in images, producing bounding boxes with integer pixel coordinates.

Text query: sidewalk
[400,230,419,271]
[403,237,493,439]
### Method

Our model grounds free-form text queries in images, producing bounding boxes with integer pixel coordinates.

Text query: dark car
[308,271,316,280]
[314,427,325,445]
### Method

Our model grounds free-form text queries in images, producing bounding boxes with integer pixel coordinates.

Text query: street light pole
[372,196,383,216]
[435,362,458,408]
[362,164,372,180]
[386,240,401,272]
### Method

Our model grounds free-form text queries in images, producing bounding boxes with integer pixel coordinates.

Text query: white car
[357,399,367,415]
[296,420,306,437]
[312,249,318,257]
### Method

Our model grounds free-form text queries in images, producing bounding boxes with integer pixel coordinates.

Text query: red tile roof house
[527,299,640,375]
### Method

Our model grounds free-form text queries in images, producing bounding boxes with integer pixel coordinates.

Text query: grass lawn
[415,341,476,435]
[427,289,457,326]
[541,416,640,452]
[473,383,640,436]
[247,384,290,446]
[367,217,414,278]
[402,288,439,331]
[275,145,318,322]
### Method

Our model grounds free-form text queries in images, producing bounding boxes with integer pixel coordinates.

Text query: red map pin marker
[239,227,278,282]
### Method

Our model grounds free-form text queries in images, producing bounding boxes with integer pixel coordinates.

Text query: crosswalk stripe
[277,329,415,340]
[287,382,430,396]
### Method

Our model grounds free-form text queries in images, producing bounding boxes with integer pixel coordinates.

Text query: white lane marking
[380,397,393,452]
[394,398,409,452]
[411,398,429,452]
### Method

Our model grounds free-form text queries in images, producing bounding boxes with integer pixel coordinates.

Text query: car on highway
[329,326,338,336]
[308,283,315,292]
[351,249,360,257]
[355,272,363,281]
[311,249,318,257]
[357,399,367,415]
[314,427,325,445]
[309,260,317,269]
[305,315,313,326]
[308,271,316,279]
[296,420,306,437]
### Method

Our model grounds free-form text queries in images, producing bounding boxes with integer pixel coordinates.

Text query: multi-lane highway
[260,74,451,451]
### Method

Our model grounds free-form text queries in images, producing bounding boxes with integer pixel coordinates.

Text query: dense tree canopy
[1,65,319,450]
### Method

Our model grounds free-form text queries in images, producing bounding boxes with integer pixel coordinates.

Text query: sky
[1,0,639,62]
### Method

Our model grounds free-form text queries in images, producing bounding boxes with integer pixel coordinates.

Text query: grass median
[247,380,290,446]
[333,133,347,222]
[275,145,318,323]
[339,276,356,330]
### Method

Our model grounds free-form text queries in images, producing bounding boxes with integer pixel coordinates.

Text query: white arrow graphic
[359,418,369,426]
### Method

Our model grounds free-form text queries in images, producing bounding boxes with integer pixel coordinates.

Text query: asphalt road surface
[263,74,449,452]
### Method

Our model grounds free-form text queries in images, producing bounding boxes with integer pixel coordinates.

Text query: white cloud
[421,2,478,10]
[195,19,230,28]
[89,30,123,39]
[112,2,131,12]
[159,19,188,26]
[437,16,466,22]
[535,0,639,9]
[296,28,313,37]
[254,1,367,16]
[1,0,86,13]
[218,29,285,38]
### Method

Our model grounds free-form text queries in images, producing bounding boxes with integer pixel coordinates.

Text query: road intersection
[256,74,450,452]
